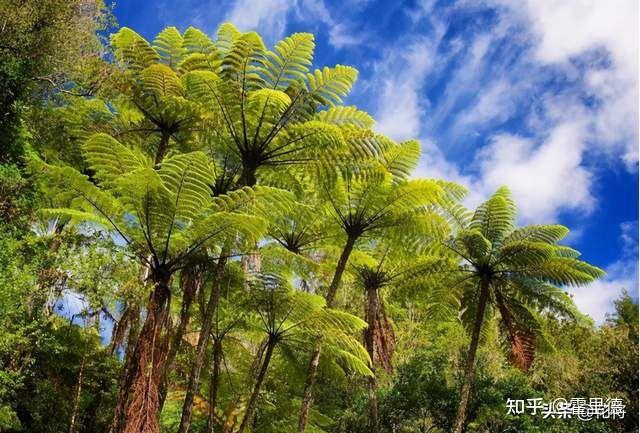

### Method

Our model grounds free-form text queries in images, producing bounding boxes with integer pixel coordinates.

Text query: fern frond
[183,26,216,54]
[503,224,569,245]
[83,133,151,187]
[258,33,315,90]
[315,106,374,129]
[111,27,159,71]
[140,64,184,98]
[158,151,215,223]
[306,65,358,106]
[153,26,186,69]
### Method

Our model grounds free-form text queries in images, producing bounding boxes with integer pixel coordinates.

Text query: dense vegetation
[0,4,637,433]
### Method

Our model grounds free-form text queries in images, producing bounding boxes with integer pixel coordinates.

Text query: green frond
[554,245,581,258]
[212,185,295,220]
[215,22,242,54]
[220,32,265,86]
[521,257,606,286]
[503,224,569,245]
[315,106,375,129]
[382,139,421,183]
[306,65,358,106]
[498,241,557,268]
[158,151,215,223]
[82,133,151,187]
[182,26,216,54]
[110,27,159,71]
[36,162,123,233]
[184,211,268,250]
[153,26,186,69]
[258,32,315,90]
[507,277,579,319]
[178,52,220,73]
[470,187,516,245]
[39,208,110,227]
[140,63,184,98]
[457,229,492,259]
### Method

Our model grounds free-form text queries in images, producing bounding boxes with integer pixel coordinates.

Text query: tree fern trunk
[237,337,277,433]
[177,251,228,433]
[205,338,223,433]
[109,264,149,433]
[121,273,172,433]
[158,265,203,411]
[298,233,358,433]
[68,353,87,433]
[364,284,379,433]
[453,279,489,433]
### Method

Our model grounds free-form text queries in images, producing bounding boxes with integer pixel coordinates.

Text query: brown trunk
[154,131,170,166]
[177,252,228,433]
[158,265,203,411]
[453,280,490,433]
[68,353,87,433]
[297,234,357,433]
[237,337,277,433]
[120,273,172,433]
[364,284,379,433]
[206,338,223,433]
[109,262,151,433]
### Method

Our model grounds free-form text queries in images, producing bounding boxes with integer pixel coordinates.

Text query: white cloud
[475,122,595,222]
[225,0,295,43]
[298,0,367,49]
[495,0,639,167]
[373,40,438,140]
[568,221,639,324]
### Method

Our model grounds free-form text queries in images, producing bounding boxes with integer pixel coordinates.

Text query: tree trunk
[237,337,277,433]
[177,252,228,433]
[120,273,172,433]
[206,338,223,433]
[238,165,257,188]
[297,234,358,433]
[158,265,203,411]
[453,280,490,433]
[154,131,170,166]
[109,262,150,433]
[68,353,87,433]
[364,284,379,433]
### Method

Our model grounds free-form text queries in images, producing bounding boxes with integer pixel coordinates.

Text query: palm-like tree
[37,143,289,433]
[444,187,604,433]
[235,273,371,433]
[297,139,462,432]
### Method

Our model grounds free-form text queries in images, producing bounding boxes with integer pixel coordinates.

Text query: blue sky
[113,0,638,323]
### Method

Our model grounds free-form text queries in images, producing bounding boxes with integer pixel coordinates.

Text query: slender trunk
[177,252,228,433]
[364,284,379,433]
[453,280,490,433]
[206,338,223,433]
[120,273,172,433]
[237,338,277,433]
[158,266,203,411]
[298,234,358,433]
[109,262,150,433]
[68,353,87,433]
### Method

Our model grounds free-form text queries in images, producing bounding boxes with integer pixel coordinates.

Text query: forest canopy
[0,4,637,433]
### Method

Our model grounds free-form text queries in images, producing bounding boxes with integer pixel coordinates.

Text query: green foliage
[0,16,633,433]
